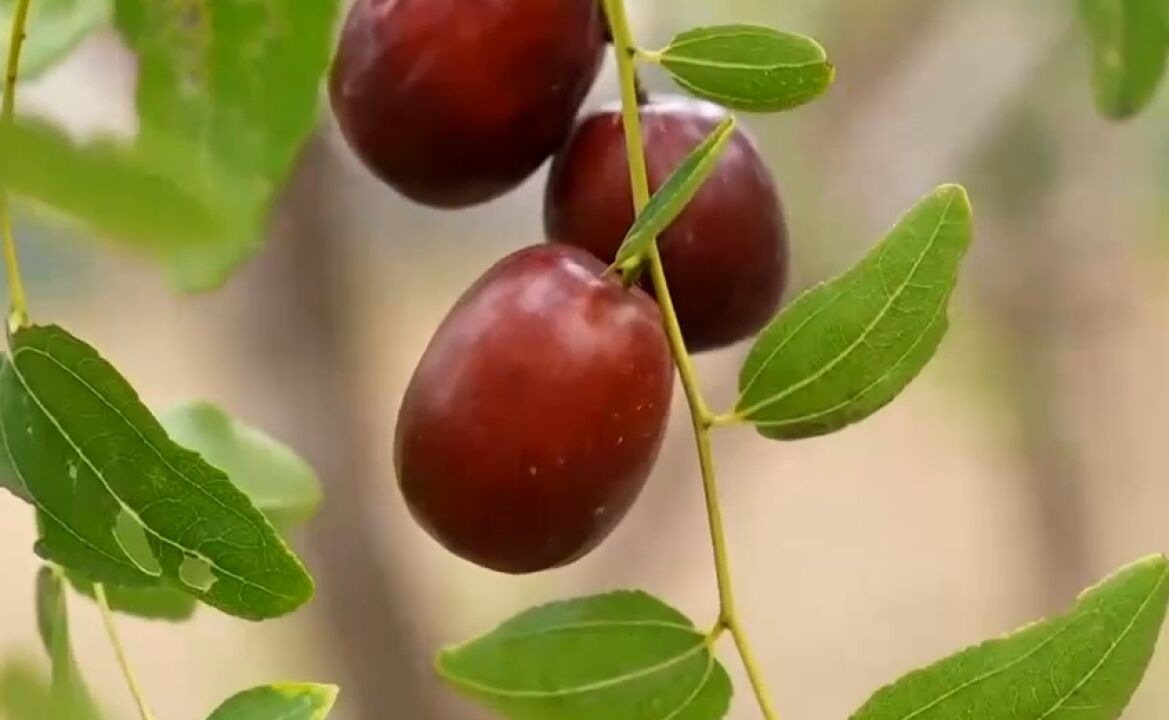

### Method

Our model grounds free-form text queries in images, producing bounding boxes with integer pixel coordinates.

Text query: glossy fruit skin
[330,0,606,208]
[545,97,789,351]
[395,245,674,574]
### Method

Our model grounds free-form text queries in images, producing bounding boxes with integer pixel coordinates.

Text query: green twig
[1,0,31,331]
[95,585,158,720]
[599,1,779,718]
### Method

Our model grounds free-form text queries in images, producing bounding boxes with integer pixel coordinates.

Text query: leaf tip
[1131,553,1169,577]
[269,682,341,715]
[432,645,459,682]
[934,182,968,202]
[311,683,341,714]
[934,183,973,221]
[1074,554,1169,605]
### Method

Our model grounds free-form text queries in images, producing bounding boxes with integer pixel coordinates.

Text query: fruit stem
[1,0,31,332]
[95,585,158,720]
[600,2,779,719]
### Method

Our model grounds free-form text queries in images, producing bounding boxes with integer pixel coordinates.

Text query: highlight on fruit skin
[394,244,675,574]
[329,0,607,209]
[545,95,790,352]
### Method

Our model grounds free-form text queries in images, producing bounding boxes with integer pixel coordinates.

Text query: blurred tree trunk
[223,135,449,720]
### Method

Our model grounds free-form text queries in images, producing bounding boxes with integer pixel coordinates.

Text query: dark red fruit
[394,244,674,574]
[329,0,606,208]
[545,96,789,351]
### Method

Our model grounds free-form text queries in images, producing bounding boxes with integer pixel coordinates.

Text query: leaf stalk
[599,1,779,718]
[95,584,158,720]
[1,0,31,331]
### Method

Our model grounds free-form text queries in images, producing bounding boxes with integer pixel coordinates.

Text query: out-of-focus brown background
[3,0,1169,718]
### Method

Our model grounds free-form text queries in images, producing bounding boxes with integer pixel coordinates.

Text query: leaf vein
[661,651,717,720]
[738,192,959,419]
[497,619,703,641]
[748,287,949,429]
[13,345,264,532]
[663,56,825,72]
[1035,565,1169,718]
[893,622,1079,720]
[7,346,293,602]
[0,362,142,574]
[441,639,708,699]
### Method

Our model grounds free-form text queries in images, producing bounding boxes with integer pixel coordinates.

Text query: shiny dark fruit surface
[394,244,675,574]
[544,96,790,351]
[330,0,606,208]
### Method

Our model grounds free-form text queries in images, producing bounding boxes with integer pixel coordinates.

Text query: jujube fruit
[544,96,790,351]
[394,244,674,574]
[329,0,606,208]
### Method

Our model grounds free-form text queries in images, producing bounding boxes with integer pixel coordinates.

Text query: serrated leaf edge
[664,24,828,60]
[737,185,971,419]
[438,627,708,698]
[659,24,833,112]
[490,619,704,642]
[751,277,949,433]
[1035,560,1168,717]
[666,68,833,112]
[852,554,1169,720]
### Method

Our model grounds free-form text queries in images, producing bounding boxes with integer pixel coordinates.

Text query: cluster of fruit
[329,0,788,574]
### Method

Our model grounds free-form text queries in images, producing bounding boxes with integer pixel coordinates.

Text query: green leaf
[0,324,313,620]
[34,566,104,720]
[0,119,236,253]
[65,570,198,622]
[0,357,31,504]
[851,555,1169,720]
[652,25,834,113]
[735,185,972,440]
[160,402,322,534]
[35,567,65,658]
[0,662,55,720]
[114,0,341,290]
[0,662,107,720]
[206,684,339,720]
[0,0,111,80]
[1080,0,1169,119]
[616,117,737,272]
[437,591,731,720]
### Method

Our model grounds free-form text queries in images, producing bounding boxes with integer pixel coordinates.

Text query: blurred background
[3,0,1169,717]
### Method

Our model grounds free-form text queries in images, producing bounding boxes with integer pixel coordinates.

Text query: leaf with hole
[65,570,198,622]
[1080,0,1169,119]
[851,554,1169,720]
[0,0,111,80]
[114,0,341,290]
[652,25,833,112]
[0,324,313,620]
[161,402,322,534]
[437,590,731,720]
[206,684,339,720]
[735,184,972,439]
[615,116,736,272]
